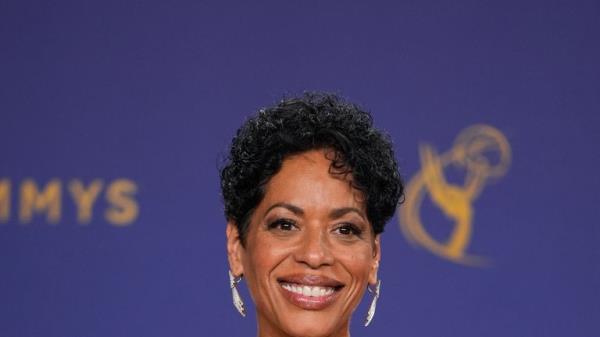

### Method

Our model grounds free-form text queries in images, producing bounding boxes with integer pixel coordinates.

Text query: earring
[229,270,246,317]
[364,279,381,327]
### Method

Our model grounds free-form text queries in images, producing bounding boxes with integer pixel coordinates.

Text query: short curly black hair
[220,92,403,245]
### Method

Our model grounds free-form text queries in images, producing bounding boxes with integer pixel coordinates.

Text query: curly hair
[220,92,403,245]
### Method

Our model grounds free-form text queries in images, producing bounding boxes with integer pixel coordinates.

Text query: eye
[334,223,363,237]
[267,218,297,232]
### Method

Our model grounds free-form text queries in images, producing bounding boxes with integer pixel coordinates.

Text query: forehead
[259,149,366,213]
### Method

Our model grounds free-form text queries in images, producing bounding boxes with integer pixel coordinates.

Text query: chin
[275,311,347,337]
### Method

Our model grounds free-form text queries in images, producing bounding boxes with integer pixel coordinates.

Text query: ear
[226,221,245,277]
[368,234,381,285]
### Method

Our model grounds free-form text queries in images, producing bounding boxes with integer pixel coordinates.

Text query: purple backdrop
[1,1,599,336]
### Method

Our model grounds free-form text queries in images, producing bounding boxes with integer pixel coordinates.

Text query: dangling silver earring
[229,270,246,317]
[364,279,381,327]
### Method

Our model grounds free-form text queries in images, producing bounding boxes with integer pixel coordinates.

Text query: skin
[227,149,380,337]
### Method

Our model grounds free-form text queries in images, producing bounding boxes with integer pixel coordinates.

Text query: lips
[277,274,344,310]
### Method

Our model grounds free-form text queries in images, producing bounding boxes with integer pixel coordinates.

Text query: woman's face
[227,149,380,337]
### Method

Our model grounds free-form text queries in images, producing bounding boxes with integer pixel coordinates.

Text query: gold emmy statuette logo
[399,124,511,266]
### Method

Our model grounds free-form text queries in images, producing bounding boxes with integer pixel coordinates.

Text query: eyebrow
[263,203,366,221]
[329,207,366,221]
[263,203,304,218]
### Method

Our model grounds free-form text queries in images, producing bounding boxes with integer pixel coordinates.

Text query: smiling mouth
[277,276,344,310]
[280,283,337,297]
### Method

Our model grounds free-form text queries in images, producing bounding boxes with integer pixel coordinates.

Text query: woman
[220,93,404,337]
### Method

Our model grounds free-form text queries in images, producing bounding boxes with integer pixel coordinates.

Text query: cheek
[336,246,375,279]
[242,239,293,309]
[243,239,287,283]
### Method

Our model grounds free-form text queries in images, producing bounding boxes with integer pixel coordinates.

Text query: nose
[293,225,334,268]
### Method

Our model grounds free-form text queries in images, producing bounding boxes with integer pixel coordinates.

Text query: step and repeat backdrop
[1,1,598,337]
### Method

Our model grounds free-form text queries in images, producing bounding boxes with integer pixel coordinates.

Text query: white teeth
[281,283,335,297]
[312,287,324,297]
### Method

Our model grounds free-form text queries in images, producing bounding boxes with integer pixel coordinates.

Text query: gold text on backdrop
[0,178,138,226]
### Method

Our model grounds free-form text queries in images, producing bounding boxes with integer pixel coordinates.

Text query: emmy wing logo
[399,124,511,266]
